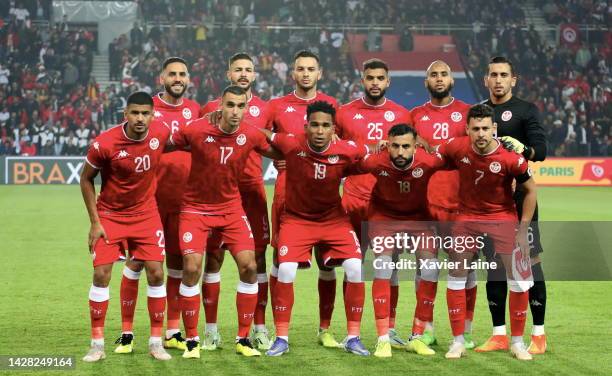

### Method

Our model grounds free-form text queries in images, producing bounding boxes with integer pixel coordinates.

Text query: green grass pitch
[0,186,611,375]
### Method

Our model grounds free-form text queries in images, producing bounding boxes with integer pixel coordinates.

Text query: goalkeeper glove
[500,136,525,154]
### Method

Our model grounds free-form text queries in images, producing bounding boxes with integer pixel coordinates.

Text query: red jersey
[410,98,470,210]
[171,119,270,214]
[270,133,368,221]
[199,94,270,186]
[438,136,531,219]
[152,93,200,213]
[352,149,445,218]
[85,121,171,215]
[336,97,411,200]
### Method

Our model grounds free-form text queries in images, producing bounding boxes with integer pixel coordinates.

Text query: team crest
[182,108,192,120]
[591,165,604,178]
[249,106,260,117]
[279,246,288,256]
[489,161,502,173]
[236,134,247,146]
[451,112,462,122]
[384,111,395,122]
[501,110,512,122]
[412,167,424,178]
[328,155,339,164]
[149,138,160,150]
[183,232,193,243]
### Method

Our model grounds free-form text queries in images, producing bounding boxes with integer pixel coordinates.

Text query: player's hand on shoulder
[88,221,108,253]
[416,135,433,153]
[500,136,525,154]
[331,133,341,143]
[374,140,388,153]
[204,110,222,126]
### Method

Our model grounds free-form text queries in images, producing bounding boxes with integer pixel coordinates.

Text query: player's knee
[277,262,298,283]
[318,268,336,281]
[255,251,266,270]
[342,258,362,283]
[486,262,507,281]
[145,266,165,286]
[238,258,257,279]
[93,266,112,286]
[182,260,201,280]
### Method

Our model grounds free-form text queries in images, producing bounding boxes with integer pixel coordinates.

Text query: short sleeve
[252,128,271,153]
[171,123,191,149]
[85,139,106,169]
[508,153,529,177]
[269,132,297,155]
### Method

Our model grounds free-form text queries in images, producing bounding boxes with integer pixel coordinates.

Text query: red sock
[272,281,294,337]
[318,278,336,329]
[446,288,466,336]
[236,282,258,338]
[166,275,182,333]
[202,274,220,325]
[344,282,365,336]
[372,279,390,337]
[89,300,109,339]
[389,284,399,329]
[180,284,201,339]
[120,275,139,333]
[269,272,278,309]
[147,286,166,338]
[413,280,437,335]
[509,290,529,336]
[255,280,268,326]
[465,285,477,322]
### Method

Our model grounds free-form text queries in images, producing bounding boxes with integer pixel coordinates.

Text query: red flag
[580,159,612,182]
[560,23,580,49]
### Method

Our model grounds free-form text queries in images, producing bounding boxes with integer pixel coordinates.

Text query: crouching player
[349,124,446,357]
[261,101,370,357]
[437,104,536,360]
[80,92,172,361]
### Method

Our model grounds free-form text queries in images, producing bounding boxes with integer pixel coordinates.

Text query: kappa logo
[451,111,463,122]
[154,110,162,118]
[93,141,99,150]
[328,155,339,164]
[347,140,357,147]
[182,108,192,120]
[236,134,247,146]
[285,106,296,113]
[518,157,525,167]
[412,167,424,178]
[149,137,160,150]
[384,111,395,122]
[118,150,129,159]
[460,157,471,165]
[501,110,512,122]
[421,115,430,121]
[182,232,193,243]
[249,105,260,117]
[205,136,215,143]
[297,151,307,157]
[489,161,502,173]
[379,170,390,177]
[353,113,364,120]
[279,246,288,256]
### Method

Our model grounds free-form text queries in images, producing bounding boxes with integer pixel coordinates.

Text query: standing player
[263,101,369,357]
[336,58,411,348]
[349,124,443,357]
[478,56,548,354]
[172,86,281,359]
[114,57,200,354]
[198,53,272,351]
[409,60,472,347]
[438,104,536,360]
[80,92,172,362]
[266,50,341,347]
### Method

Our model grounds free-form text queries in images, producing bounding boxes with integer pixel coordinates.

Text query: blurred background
[0,0,609,158]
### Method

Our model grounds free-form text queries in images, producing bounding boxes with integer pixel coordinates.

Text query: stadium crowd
[0,0,609,157]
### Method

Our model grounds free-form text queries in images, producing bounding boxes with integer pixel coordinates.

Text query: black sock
[529,262,546,326]
[486,265,508,327]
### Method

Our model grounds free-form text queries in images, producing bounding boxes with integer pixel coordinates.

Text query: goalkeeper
[479,56,548,355]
